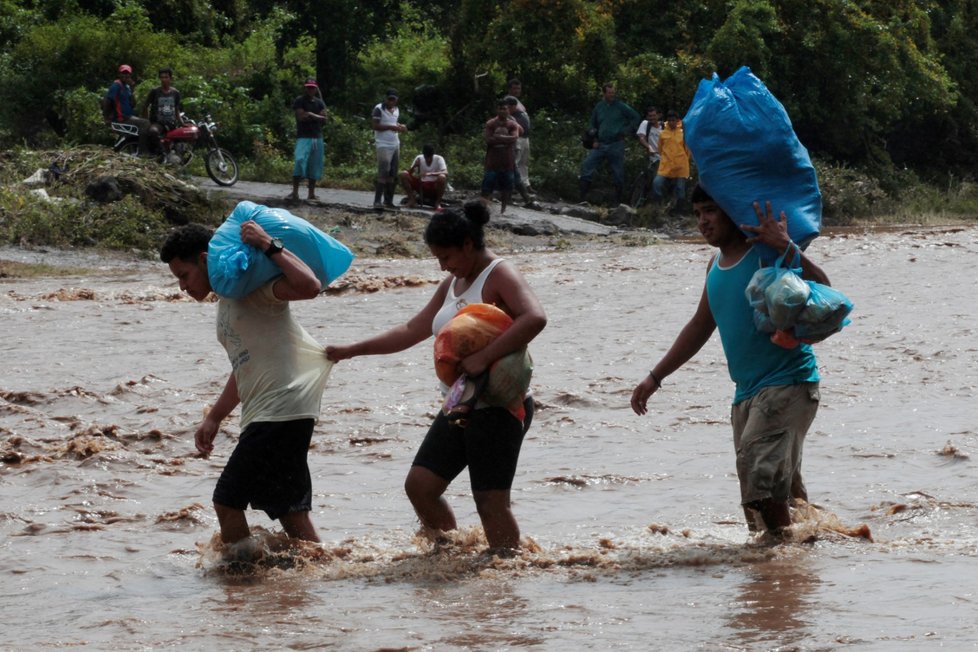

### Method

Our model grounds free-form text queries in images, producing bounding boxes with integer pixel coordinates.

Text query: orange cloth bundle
[434,303,532,419]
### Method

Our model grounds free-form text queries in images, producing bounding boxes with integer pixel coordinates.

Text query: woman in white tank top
[327,201,547,551]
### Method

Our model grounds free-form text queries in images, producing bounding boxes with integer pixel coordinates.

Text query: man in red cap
[104,64,151,154]
[289,78,327,201]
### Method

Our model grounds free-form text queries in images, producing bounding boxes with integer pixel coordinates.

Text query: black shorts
[412,398,534,491]
[212,419,315,521]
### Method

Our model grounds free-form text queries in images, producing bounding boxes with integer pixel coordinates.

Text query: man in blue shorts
[630,185,831,540]
[289,78,327,201]
[160,221,331,549]
[480,99,520,214]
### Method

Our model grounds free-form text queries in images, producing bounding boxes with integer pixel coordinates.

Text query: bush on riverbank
[0,148,224,253]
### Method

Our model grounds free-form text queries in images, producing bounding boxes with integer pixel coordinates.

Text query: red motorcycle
[110,112,239,186]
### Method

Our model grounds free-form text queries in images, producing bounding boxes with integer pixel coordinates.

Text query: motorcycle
[110,112,239,186]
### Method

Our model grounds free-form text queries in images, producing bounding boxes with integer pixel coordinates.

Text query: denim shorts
[481,169,515,194]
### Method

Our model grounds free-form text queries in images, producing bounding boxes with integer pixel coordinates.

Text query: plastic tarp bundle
[433,303,533,409]
[207,200,354,299]
[684,66,822,263]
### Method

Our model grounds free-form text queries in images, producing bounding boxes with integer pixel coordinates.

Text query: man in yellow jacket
[652,110,692,209]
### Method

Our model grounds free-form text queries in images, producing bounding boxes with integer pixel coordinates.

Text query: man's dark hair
[667,109,679,119]
[602,82,615,93]
[422,143,435,157]
[496,98,509,108]
[158,67,173,77]
[507,78,521,89]
[690,184,713,204]
[425,201,490,250]
[503,95,518,106]
[646,105,659,114]
[160,223,212,263]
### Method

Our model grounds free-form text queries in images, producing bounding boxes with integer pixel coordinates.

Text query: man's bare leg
[280,511,320,542]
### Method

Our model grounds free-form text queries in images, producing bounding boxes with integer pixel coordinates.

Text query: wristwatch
[264,237,284,257]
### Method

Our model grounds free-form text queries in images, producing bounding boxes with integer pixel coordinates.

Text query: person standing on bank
[652,110,692,210]
[636,106,662,171]
[630,185,830,540]
[579,83,641,205]
[503,95,536,207]
[326,202,547,551]
[506,78,534,195]
[481,99,521,214]
[372,88,408,209]
[289,78,327,202]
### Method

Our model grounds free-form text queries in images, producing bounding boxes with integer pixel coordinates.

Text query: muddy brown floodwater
[1,226,976,650]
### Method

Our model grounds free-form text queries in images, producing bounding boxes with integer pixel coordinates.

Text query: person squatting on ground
[326,201,547,551]
[652,110,692,208]
[480,100,521,214]
[290,78,328,202]
[579,83,641,205]
[372,88,407,209]
[630,185,830,540]
[104,64,152,155]
[399,143,448,210]
[160,221,332,548]
[142,67,182,158]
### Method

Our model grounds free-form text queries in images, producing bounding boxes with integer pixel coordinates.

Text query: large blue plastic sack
[208,201,354,298]
[684,66,821,263]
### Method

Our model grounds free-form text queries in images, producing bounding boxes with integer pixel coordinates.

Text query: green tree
[706,0,778,78]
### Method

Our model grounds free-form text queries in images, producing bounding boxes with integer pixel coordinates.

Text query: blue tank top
[706,247,819,404]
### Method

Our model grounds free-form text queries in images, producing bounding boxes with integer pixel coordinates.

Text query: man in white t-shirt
[399,143,448,210]
[371,88,407,209]
[637,106,662,166]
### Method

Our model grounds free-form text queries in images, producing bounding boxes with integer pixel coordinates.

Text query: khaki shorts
[731,382,819,506]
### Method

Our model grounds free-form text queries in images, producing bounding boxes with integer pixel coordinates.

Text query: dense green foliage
[1,0,977,213]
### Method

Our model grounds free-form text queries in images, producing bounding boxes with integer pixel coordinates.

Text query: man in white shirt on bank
[399,144,448,210]
[371,88,408,209]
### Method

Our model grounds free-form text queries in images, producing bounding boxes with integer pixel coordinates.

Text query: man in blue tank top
[630,184,831,540]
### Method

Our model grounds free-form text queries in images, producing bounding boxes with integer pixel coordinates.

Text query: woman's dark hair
[424,201,490,250]
[160,223,213,263]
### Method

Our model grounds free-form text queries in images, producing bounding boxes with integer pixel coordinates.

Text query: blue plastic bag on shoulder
[207,201,354,298]
[684,67,821,263]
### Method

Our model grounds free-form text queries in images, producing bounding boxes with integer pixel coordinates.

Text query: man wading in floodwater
[160,222,331,555]
[630,185,830,540]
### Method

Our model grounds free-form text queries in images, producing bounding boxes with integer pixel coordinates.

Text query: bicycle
[629,155,660,208]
